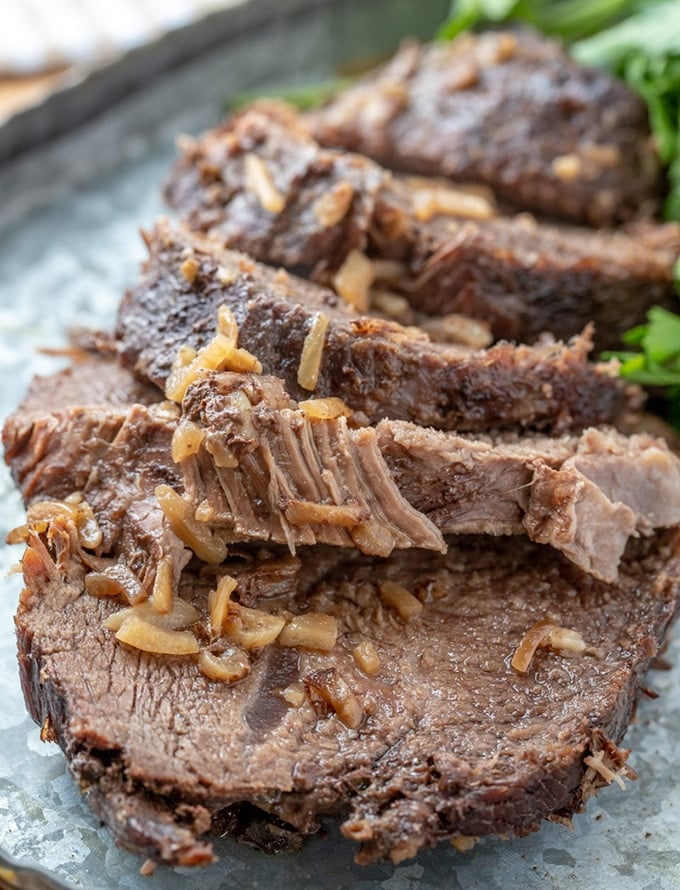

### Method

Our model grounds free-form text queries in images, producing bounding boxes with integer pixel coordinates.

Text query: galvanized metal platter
[0,1,679,887]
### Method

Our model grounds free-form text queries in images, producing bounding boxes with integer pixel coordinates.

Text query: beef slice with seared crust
[309,30,662,226]
[5,362,673,582]
[115,220,640,434]
[3,358,191,599]
[16,521,680,866]
[175,371,680,579]
[165,103,678,348]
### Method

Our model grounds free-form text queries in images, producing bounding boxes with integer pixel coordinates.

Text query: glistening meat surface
[3,359,190,601]
[178,371,680,579]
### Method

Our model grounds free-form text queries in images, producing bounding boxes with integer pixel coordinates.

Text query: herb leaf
[605,307,680,391]
[437,0,639,43]
[226,78,353,113]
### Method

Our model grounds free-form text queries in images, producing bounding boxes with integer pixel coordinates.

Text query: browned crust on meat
[115,221,640,434]
[309,31,663,226]
[165,105,678,349]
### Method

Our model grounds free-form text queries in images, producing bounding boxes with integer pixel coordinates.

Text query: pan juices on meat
[5,25,680,870]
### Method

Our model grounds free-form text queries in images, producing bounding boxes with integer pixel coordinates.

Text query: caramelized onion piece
[72,499,103,550]
[216,265,237,287]
[223,603,285,650]
[244,153,285,213]
[299,397,353,421]
[198,649,250,683]
[297,311,329,391]
[151,555,175,615]
[552,154,582,182]
[353,640,381,676]
[180,257,200,284]
[284,500,366,528]
[208,574,238,636]
[171,420,204,462]
[165,305,262,403]
[115,614,199,655]
[369,289,410,319]
[195,500,217,522]
[156,484,228,564]
[510,618,555,673]
[6,524,30,545]
[350,521,394,557]
[412,184,496,221]
[313,181,354,227]
[217,304,238,339]
[419,313,493,349]
[379,581,423,621]
[547,626,588,655]
[306,670,363,729]
[333,250,374,312]
[103,598,201,632]
[85,563,145,605]
[511,619,589,673]
[27,496,102,551]
[282,682,306,708]
[204,437,239,468]
[279,613,338,651]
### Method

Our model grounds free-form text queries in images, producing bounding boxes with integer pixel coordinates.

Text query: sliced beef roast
[8,362,667,580]
[175,370,680,580]
[115,221,639,434]
[16,514,680,866]
[165,104,679,348]
[308,30,662,226]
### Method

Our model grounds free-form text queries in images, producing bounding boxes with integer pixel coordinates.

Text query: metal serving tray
[1,1,679,887]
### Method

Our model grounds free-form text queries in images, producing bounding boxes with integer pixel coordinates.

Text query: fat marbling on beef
[165,104,679,349]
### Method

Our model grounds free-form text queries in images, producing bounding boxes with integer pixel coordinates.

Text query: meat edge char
[164,103,678,351]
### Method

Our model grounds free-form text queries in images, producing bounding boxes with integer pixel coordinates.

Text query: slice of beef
[178,371,680,580]
[5,362,671,581]
[308,30,662,226]
[165,104,678,348]
[11,355,160,419]
[165,103,390,285]
[115,220,639,434]
[180,372,445,558]
[3,358,189,599]
[16,518,680,865]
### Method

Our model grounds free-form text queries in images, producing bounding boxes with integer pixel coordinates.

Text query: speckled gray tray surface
[1,1,679,887]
